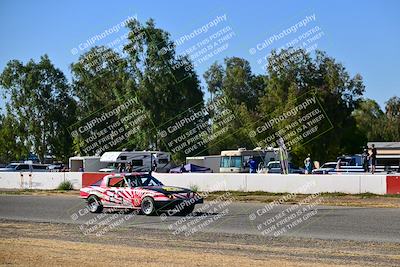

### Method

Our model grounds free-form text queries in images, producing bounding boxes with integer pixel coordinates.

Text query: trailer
[69,156,108,172]
[186,155,221,173]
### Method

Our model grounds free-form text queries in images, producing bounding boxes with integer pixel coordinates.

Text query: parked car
[0,162,48,172]
[80,172,203,215]
[266,161,304,174]
[47,164,66,172]
[312,162,337,174]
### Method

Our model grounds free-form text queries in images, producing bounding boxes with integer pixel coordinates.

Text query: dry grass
[0,237,347,267]
[1,221,398,266]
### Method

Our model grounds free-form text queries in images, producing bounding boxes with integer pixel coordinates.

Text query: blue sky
[0,0,399,109]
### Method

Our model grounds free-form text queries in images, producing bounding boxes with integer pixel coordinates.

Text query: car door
[126,176,144,207]
[104,177,132,208]
[113,180,134,208]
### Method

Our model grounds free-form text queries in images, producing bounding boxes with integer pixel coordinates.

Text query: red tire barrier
[387,175,400,194]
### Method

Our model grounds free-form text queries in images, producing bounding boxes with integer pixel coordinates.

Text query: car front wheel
[141,197,156,215]
[87,195,103,213]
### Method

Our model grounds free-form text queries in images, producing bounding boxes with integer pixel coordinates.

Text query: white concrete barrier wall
[0,172,388,194]
[64,172,83,189]
[0,172,83,190]
[153,173,387,195]
[0,172,21,189]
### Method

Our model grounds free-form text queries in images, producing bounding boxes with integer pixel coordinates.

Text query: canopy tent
[169,163,211,173]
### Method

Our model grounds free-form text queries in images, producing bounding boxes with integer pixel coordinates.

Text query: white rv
[99,151,172,173]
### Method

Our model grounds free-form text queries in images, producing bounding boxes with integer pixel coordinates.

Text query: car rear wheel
[87,195,103,213]
[141,197,156,215]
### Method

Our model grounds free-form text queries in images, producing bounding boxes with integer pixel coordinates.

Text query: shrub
[57,180,74,190]
[189,184,199,192]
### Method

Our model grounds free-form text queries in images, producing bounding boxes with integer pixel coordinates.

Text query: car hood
[141,186,192,194]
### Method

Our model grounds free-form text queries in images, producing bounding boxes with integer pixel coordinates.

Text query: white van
[0,162,49,172]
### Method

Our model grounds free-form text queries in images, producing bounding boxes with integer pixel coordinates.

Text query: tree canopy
[0,19,398,166]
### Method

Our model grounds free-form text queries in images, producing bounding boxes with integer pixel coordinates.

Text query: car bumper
[154,198,203,210]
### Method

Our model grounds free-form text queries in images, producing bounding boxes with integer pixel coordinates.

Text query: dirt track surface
[1,220,399,266]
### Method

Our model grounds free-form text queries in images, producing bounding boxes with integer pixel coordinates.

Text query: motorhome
[99,151,172,173]
[220,147,282,173]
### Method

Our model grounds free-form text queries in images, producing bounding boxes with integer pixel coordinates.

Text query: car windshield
[125,174,163,187]
[220,156,242,168]
[269,163,280,168]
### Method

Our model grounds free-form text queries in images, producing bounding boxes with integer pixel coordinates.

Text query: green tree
[203,57,265,153]
[0,112,29,163]
[222,57,264,111]
[71,46,133,115]
[383,96,400,140]
[204,62,224,102]
[0,55,76,162]
[352,98,385,142]
[124,18,205,158]
[260,49,366,164]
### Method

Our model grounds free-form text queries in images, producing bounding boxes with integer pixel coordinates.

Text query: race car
[80,172,203,215]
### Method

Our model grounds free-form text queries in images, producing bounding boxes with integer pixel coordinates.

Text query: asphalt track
[0,195,399,243]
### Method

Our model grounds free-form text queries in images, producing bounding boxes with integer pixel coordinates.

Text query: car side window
[129,178,140,187]
[32,165,47,170]
[16,164,30,171]
[108,177,127,187]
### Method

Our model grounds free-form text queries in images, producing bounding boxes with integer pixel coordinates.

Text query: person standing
[249,157,257,173]
[362,148,369,172]
[180,163,187,173]
[152,159,158,172]
[304,154,312,174]
[370,144,377,174]
[126,163,133,173]
[117,163,123,173]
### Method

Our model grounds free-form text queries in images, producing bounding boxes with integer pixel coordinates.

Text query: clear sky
[0,0,399,109]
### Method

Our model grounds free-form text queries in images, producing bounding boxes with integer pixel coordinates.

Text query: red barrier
[387,175,400,194]
[82,172,108,187]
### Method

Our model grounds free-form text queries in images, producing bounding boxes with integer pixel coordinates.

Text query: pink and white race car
[80,173,203,215]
